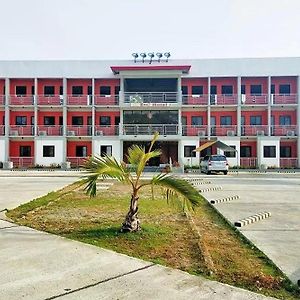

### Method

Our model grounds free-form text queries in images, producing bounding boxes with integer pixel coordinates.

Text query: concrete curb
[199,186,222,193]
[187,178,204,182]
[191,181,212,185]
[210,195,240,204]
[234,212,271,227]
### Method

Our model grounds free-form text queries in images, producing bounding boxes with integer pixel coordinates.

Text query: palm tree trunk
[121,194,141,232]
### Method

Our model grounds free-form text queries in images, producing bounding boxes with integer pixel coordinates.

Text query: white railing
[94,125,119,136]
[122,124,179,135]
[242,94,268,105]
[67,157,87,168]
[0,125,5,135]
[182,125,208,136]
[37,95,63,105]
[0,95,5,105]
[37,126,63,136]
[66,126,93,136]
[124,92,178,105]
[280,158,298,168]
[9,126,34,136]
[9,157,34,168]
[241,125,268,136]
[67,95,92,106]
[240,157,257,168]
[210,94,238,105]
[271,94,297,105]
[94,95,119,105]
[182,95,208,105]
[271,125,297,137]
[210,125,237,136]
[9,95,34,105]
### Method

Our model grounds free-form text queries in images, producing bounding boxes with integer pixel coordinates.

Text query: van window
[210,156,226,161]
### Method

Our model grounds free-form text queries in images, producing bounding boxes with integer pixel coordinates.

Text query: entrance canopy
[194,140,237,153]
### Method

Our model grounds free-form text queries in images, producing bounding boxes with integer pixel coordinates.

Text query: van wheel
[223,171,228,175]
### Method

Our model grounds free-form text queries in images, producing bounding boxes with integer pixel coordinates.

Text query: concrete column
[207,77,211,140]
[177,76,182,105]
[62,78,67,163]
[34,78,38,137]
[91,78,95,156]
[237,76,241,136]
[4,78,10,162]
[119,75,124,105]
[178,108,182,136]
[267,76,271,136]
[297,76,300,167]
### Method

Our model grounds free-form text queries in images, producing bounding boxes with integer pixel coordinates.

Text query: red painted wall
[67,79,92,95]
[182,111,207,125]
[10,111,34,125]
[210,77,237,94]
[38,111,62,125]
[271,110,297,125]
[280,141,297,157]
[95,111,120,125]
[0,111,4,124]
[181,78,208,94]
[241,77,268,94]
[211,110,237,125]
[67,111,92,125]
[240,141,257,156]
[9,141,34,157]
[241,110,268,125]
[67,141,92,157]
[10,79,34,95]
[0,80,5,95]
[94,79,120,96]
[38,79,63,95]
[271,76,297,94]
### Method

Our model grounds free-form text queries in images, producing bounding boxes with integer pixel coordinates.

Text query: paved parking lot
[195,173,300,284]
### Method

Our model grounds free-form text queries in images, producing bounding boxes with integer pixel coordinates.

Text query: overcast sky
[0,0,299,60]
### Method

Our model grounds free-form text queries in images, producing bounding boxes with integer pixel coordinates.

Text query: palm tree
[82,133,203,232]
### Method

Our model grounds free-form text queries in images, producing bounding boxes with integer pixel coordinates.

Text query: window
[16,86,27,96]
[72,86,83,95]
[221,116,232,125]
[182,86,188,95]
[100,145,112,156]
[241,85,246,94]
[240,146,252,157]
[44,86,55,96]
[224,145,236,158]
[59,116,63,125]
[184,145,196,157]
[114,86,120,95]
[87,86,92,96]
[100,116,111,126]
[72,116,83,126]
[250,85,262,95]
[271,84,275,94]
[192,86,203,95]
[20,146,31,157]
[31,86,35,95]
[100,86,111,96]
[221,85,233,95]
[210,85,217,95]
[250,116,262,125]
[279,116,291,125]
[16,116,27,125]
[44,116,55,126]
[279,84,290,95]
[43,145,55,157]
[191,116,203,126]
[280,146,291,158]
[76,146,87,157]
[59,86,63,95]
[264,146,276,158]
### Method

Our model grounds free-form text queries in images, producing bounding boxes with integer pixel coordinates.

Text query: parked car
[200,155,228,175]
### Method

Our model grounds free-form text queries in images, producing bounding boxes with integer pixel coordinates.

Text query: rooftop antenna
[132,53,138,63]
[156,52,163,62]
[164,52,171,62]
[140,53,146,63]
[148,52,154,64]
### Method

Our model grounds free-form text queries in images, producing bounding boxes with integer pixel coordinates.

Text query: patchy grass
[7,181,300,300]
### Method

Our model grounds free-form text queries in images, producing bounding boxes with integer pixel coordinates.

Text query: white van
[200,155,229,175]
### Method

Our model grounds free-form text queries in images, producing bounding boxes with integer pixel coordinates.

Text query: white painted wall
[179,139,200,167]
[0,139,6,163]
[93,138,122,161]
[217,137,240,167]
[35,138,64,166]
[257,137,280,168]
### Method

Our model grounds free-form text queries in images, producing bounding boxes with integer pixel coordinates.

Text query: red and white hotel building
[0,57,300,169]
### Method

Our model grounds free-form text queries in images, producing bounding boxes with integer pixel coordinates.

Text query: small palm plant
[82,133,203,232]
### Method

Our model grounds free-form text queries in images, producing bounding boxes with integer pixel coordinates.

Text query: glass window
[221,116,232,125]
[250,116,262,125]
[123,110,178,125]
[44,116,55,126]
[44,86,55,96]
[250,85,262,95]
[16,116,27,125]
[76,146,87,157]
[192,86,203,95]
[100,86,111,96]
[16,86,27,96]
[279,116,291,125]
[280,146,291,158]
[100,145,112,156]
[221,85,233,95]
[240,146,252,157]
[182,86,188,95]
[72,116,83,126]
[114,86,120,95]
[241,85,245,94]
[191,116,203,126]
[271,84,275,94]
[224,146,236,158]
[279,84,290,95]
[43,145,55,157]
[72,86,83,95]
[210,85,217,95]
[20,146,31,157]
[264,146,276,158]
[184,146,196,157]
[59,86,63,95]
[100,116,111,126]
[87,86,92,96]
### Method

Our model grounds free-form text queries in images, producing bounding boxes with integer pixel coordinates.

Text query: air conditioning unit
[59,95,64,105]
[227,130,235,136]
[96,130,103,136]
[198,130,206,137]
[286,130,295,137]
[256,130,265,136]
[241,94,246,104]
[67,131,75,136]
[210,94,217,105]
[270,94,274,105]
[39,131,47,136]
[10,130,19,136]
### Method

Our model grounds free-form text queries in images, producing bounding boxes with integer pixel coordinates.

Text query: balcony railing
[94,95,119,106]
[242,95,268,105]
[37,126,63,136]
[10,96,34,105]
[272,94,297,105]
[67,95,92,106]
[66,126,92,136]
[210,126,238,136]
[94,125,119,136]
[241,125,268,136]
[9,125,34,136]
[271,125,297,137]
[210,95,238,105]
[122,124,179,135]
[182,95,208,105]
[67,157,87,168]
[0,95,5,105]
[37,95,63,105]
[124,92,178,106]
[240,157,257,168]
[280,158,298,168]
[0,125,5,135]
[9,157,34,168]
[182,125,208,136]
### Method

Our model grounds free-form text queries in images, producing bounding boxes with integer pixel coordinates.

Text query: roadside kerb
[210,195,240,204]
[199,186,222,193]
[234,212,271,227]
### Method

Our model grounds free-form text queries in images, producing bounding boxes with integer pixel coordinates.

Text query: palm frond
[126,145,145,167]
[150,174,203,211]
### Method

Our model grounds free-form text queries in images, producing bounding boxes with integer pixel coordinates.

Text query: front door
[115,116,120,135]
[210,116,216,136]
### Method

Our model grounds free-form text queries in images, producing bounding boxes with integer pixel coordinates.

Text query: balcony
[240,157,257,168]
[0,125,5,135]
[182,125,208,136]
[37,126,63,136]
[272,94,297,105]
[271,125,297,137]
[9,157,34,168]
[122,124,179,136]
[242,95,268,105]
[9,126,34,136]
[210,126,237,136]
[210,94,238,105]
[37,95,63,106]
[10,96,34,105]
[67,157,87,168]
[123,92,178,107]
[241,125,268,136]
[280,158,298,168]
[94,125,119,136]
[182,95,208,105]
[0,95,4,105]
[66,126,92,136]
[94,95,119,106]
[67,95,92,106]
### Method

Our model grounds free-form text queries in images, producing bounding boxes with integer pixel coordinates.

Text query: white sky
[0,0,299,60]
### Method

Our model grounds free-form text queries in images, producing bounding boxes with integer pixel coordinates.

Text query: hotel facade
[0,57,300,169]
